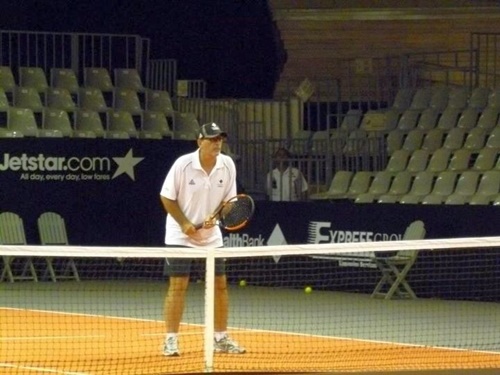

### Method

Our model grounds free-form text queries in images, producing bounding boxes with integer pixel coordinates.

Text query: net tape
[1,236,500,258]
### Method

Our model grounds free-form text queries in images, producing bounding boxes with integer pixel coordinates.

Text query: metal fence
[0,30,150,84]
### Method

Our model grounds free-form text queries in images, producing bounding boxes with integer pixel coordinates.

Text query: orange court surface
[2,308,500,375]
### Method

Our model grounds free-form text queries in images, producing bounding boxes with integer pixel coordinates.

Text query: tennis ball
[239,279,247,287]
[304,286,312,294]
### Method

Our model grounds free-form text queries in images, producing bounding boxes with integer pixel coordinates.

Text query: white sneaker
[214,336,246,354]
[163,336,180,356]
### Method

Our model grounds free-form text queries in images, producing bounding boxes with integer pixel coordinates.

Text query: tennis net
[2,236,500,374]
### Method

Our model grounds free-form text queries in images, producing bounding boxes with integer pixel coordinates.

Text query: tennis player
[159,122,246,356]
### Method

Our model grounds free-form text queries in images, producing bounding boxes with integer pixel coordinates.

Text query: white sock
[214,331,227,341]
[166,333,178,340]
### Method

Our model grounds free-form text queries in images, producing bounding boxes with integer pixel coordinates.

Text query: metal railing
[0,30,150,84]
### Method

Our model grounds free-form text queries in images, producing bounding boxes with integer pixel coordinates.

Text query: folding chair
[37,212,80,282]
[0,212,38,282]
[371,220,426,300]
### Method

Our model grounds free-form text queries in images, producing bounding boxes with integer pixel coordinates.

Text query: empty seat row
[386,147,500,174]
[390,86,500,113]
[0,85,175,118]
[311,169,500,205]
[0,106,203,140]
[387,126,500,155]
[0,66,147,95]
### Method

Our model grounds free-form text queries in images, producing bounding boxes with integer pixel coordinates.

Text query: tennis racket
[195,194,255,231]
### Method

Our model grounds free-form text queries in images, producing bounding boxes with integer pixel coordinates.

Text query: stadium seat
[450,171,480,198]
[338,108,362,132]
[476,108,500,132]
[366,171,393,198]
[113,88,143,115]
[444,195,468,205]
[13,86,44,114]
[409,87,433,111]
[447,86,469,110]
[114,68,146,92]
[371,220,426,299]
[0,66,16,96]
[46,88,77,113]
[50,68,80,95]
[385,149,410,173]
[406,149,430,174]
[421,194,444,205]
[442,128,466,151]
[401,129,425,153]
[84,67,114,106]
[421,128,445,152]
[456,108,480,131]
[142,111,173,138]
[145,89,176,115]
[78,87,110,113]
[448,149,472,172]
[407,171,436,198]
[486,88,500,109]
[0,88,10,125]
[428,170,458,198]
[473,170,500,199]
[104,130,130,139]
[472,148,498,172]
[344,171,374,199]
[84,67,114,92]
[390,87,415,113]
[172,112,200,140]
[385,129,404,155]
[74,108,105,138]
[360,110,399,132]
[37,212,80,282]
[387,171,412,196]
[309,170,353,200]
[426,148,451,173]
[377,194,399,203]
[397,109,420,131]
[7,107,39,136]
[398,193,422,204]
[0,212,38,282]
[469,194,493,205]
[429,86,449,112]
[354,193,375,203]
[485,127,500,149]
[463,128,487,152]
[436,107,460,130]
[0,128,23,138]
[42,108,75,137]
[107,110,139,138]
[468,87,490,110]
[19,67,49,95]
[310,130,330,155]
[416,108,439,131]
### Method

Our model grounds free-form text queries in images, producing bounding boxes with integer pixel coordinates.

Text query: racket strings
[220,197,254,230]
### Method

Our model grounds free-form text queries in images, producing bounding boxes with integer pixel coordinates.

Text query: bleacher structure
[0,21,500,203]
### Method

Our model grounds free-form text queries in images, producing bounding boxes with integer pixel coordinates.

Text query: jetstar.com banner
[0,138,195,246]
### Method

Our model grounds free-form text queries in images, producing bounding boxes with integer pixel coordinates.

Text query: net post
[204,248,215,372]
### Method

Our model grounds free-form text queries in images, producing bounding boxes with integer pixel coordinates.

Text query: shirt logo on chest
[189,179,196,185]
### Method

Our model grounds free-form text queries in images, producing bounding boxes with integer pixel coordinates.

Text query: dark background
[0,0,281,98]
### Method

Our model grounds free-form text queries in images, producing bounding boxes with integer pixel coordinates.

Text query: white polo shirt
[160,149,237,248]
[267,166,308,201]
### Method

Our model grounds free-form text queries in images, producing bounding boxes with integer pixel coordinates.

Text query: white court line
[0,362,89,375]
[3,307,500,356]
